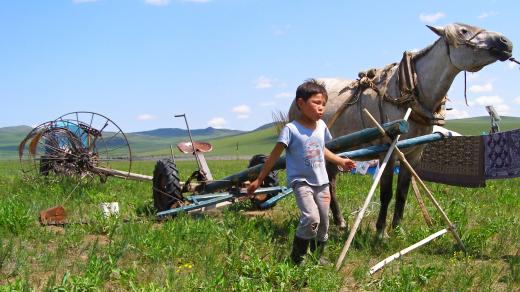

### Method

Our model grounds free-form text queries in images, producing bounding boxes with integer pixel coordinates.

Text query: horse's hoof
[375,230,389,241]
[335,218,348,230]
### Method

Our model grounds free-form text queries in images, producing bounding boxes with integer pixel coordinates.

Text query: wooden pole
[363,110,466,252]
[411,177,433,227]
[335,108,412,271]
[369,228,448,275]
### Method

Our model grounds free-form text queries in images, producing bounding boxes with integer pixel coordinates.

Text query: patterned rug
[483,129,520,179]
[416,136,485,187]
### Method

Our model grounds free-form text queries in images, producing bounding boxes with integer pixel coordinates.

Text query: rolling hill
[1,116,519,159]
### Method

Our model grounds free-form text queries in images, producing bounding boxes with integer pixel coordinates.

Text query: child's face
[297,93,327,121]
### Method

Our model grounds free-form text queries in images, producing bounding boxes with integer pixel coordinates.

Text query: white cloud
[260,101,276,107]
[472,95,511,115]
[275,92,292,99]
[137,114,157,121]
[73,0,98,3]
[144,0,169,6]
[514,96,520,104]
[477,11,498,19]
[469,82,493,93]
[494,104,510,114]
[208,117,227,129]
[446,108,470,120]
[474,95,503,106]
[232,105,251,119]
[255,76,273,89]
[419,12,446,23]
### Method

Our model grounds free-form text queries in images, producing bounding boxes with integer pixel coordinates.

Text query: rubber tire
[153,159,183,212]
[248,154,279,187]
[248,154,280,208]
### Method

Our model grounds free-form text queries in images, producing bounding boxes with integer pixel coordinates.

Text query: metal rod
[175,113,203,172]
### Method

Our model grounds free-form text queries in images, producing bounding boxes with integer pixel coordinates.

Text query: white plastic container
[100,202,120,218]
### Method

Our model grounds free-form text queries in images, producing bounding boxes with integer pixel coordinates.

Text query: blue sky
[0,0,518,132]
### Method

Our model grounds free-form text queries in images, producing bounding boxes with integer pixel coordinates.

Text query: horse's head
[427,23,513,72]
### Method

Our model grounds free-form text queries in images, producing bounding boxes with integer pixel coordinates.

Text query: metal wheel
[19,111,132,181]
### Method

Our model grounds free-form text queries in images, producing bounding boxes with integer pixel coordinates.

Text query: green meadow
[1,158,519,291]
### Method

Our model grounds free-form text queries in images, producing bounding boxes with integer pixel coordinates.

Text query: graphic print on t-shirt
[304,137,323,168]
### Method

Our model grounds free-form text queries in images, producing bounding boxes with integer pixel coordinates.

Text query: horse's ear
[426,25,445,37]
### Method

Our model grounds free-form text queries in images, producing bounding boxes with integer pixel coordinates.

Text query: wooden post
[411,177,433,227]
[335,108,412,271]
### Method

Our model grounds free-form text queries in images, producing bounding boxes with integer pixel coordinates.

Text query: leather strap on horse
[327,69,381,129]
[387,51,447,126]
[327,51,446,130]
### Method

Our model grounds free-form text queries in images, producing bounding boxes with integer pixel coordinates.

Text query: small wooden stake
[369,228,448,274]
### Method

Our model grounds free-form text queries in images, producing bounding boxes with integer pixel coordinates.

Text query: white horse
[288,23,513,238]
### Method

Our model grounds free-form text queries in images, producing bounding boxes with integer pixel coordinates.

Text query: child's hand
[247,179,261,197]
[341,158,356,172]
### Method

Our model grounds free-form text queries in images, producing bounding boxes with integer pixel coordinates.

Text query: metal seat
[177,141,213,154]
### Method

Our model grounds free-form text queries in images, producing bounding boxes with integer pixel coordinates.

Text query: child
[247,79,355,265]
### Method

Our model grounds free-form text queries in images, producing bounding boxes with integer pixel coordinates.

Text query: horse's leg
[392,150,422,229]
[375,158,395,239]
[392,166,412,229]
[327,163,346,229]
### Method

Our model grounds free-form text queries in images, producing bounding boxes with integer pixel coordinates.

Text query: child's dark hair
[295,79,328,109]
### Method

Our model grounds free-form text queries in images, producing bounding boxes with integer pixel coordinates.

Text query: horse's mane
[412,38,443,60]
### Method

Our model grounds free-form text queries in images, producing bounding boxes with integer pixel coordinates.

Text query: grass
[0,159,519,291]
[445,116,520,136]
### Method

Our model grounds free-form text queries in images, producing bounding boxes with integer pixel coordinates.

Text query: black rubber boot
[309,239,330,266]
[290,236,310,265]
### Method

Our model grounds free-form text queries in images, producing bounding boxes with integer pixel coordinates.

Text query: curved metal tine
[88,112,95,149]
[36,134,81,159]
[53,117,85,151]
[89,119,110,151]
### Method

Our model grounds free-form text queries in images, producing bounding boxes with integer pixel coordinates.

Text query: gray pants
[292,181,331,241]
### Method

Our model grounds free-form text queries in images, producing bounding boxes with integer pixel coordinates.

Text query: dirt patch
[83,234,109,246]
[43,225,66,235]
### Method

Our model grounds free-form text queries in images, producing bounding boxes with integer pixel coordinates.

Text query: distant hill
[0,126,33,158]
[445,116,520,136]
[132,127,244,138]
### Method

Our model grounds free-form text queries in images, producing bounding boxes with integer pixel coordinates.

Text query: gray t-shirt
[278,119,332,186]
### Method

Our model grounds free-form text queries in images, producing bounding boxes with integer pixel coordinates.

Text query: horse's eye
[460,28,468,35]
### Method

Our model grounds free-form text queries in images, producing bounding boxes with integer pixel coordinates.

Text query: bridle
[444,28,485,106]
